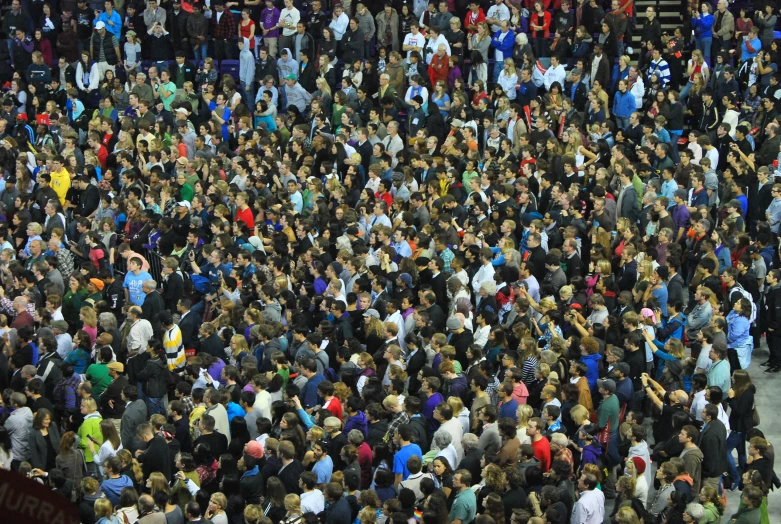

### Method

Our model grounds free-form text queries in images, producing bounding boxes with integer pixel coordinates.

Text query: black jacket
[140,434,173,480]
[278,459,305,495]
[178,310,201,349]
[30,424,62,470]
[100,375,129,419]
[141,290,165,338]
[698,418,727,478]
[408,415,430,453]
[341,27,364,63]
[136,356,168,399]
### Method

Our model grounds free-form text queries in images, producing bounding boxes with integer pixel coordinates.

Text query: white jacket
[76,61,100,91]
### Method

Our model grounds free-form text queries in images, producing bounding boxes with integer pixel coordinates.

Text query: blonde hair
[231,334,249,358]
[570,404,590,425]
[284,494,301,512]
[516,404,534,428]
[211,492,227,511]
[80,306,97,328]
[148,471,169,495]
[94,498,113,518]
[447,396,464,414]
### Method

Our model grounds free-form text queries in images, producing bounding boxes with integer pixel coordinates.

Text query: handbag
[752,402,760,427]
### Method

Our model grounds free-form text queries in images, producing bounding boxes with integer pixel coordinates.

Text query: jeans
[696,36,712,65]
[726,431,746,484]
[242,81,255,107]
[193,43,208,62]
[616,116,630,130]
[680,81,694,102]
[145,396,166,416]
[669,131,682,163]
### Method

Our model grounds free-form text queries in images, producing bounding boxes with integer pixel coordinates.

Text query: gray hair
[348,429,365,445]
[432,429,453,450]
[461,433,479,452]
[480,281,497,295]
[685,503,705,520]
[143,279,157,291]
[380,73,390,81]
[99,312,118,330]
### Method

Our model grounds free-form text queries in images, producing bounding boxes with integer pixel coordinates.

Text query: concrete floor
[602,339,780,522]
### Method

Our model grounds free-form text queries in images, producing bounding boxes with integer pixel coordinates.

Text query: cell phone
[87,434,100,443]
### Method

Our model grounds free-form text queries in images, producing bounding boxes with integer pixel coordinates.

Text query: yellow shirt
[50,168,71,206]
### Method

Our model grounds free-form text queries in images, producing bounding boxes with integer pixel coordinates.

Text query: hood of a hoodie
[102,475,134,498]
[584,443,603,458]
[349,410,368,430]
[674,473,693,486]
[451,375,468,390]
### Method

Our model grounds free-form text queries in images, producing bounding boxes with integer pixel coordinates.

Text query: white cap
[95,21,106,30]
[175,108,189,115]
[177,201,191,209]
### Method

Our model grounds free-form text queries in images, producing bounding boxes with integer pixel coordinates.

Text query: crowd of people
[0,0,780,523]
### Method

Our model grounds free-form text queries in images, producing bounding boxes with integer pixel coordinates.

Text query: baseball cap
[51,320,68,332]
[446,316,463,331]
[107,362,125,372]
[284,74,297,81]
[598,378,616,393]
[363,309,380,319]
[95,21,106,30]
[177,201,191,209]
[89,278,105,291]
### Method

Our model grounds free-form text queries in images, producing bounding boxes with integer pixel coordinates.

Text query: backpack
[729,285,757,323]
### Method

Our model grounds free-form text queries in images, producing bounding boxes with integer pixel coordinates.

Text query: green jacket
[86,363,112,398]
[77,412,104,462]
[730,506,761,524]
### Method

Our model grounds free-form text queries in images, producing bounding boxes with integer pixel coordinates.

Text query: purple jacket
[344,410,369,437]
[671,203,690,238]
[261,8,280,38]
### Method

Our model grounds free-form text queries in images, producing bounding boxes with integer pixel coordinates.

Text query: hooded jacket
[680,446,703,496]
[580,353,602,391]
[447,375,469,401]
[344,410,369,437]
[100,474,134,507]
[580,442,603,471]
[137,355,168,399]
[276,49,298,80]
[261,300,282,323]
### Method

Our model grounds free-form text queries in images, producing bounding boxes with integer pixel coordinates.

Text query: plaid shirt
[439,248,455,274]
[179,395,195,421]
[211,9,236,40]
[386,411,410,445]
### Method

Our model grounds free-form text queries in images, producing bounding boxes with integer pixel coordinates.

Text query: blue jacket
[692,13,713,38]
[100,474,134,507]
[581,353,602,391]
[612,90,637,118]
[490,29,515,56]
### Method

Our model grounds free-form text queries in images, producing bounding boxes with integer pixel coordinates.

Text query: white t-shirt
[403,32,426,62]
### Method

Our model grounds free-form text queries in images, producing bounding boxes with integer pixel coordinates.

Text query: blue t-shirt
[312,454,334,484]
[652,283,669,317]
[302,373,325,408]
[124,270,152,306]
[393,443,423,480]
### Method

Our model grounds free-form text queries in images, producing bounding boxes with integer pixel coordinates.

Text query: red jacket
[428,53,450,87]
[530,11,552,39]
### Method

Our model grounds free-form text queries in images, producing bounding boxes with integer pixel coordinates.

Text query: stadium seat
[220,59,240,82]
